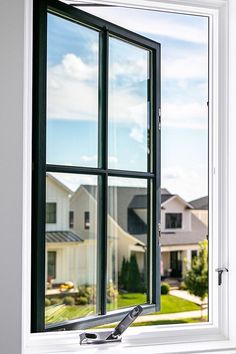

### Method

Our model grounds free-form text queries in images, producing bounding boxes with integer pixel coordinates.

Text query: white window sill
[24,325,236,354]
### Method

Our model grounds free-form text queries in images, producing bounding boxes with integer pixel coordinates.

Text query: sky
[46,6,208,201]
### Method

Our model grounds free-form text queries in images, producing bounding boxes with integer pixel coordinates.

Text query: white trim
[22,0,33,351]
[21,0,233,353]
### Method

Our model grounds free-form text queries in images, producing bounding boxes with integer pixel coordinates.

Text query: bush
[76,296,88,306]
[50,297,61,305]
[45,298,51,307]
[161,282,170,295]
[179,281,187,290]
[77,285,96,304]
[63,296,75,306]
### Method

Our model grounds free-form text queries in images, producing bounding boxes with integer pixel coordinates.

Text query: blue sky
[47,8,208,201]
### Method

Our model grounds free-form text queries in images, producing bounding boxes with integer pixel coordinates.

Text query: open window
[32,0,161,332]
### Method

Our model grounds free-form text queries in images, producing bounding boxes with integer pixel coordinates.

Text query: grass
[45,293,200,324]
[116,293,200,314]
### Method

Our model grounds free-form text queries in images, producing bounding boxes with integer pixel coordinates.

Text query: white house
[70,185,207,281]
[45,174,86,289]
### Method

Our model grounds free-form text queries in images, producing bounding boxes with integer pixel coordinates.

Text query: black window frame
[69,210,74,229]
[165,213,182,229]
[84,211,90,230]
[31,0,161,332]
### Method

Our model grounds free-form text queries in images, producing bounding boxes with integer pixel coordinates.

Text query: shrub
[119,258,129,290]
[161,282,170,295]
[77,285,96,304]
[63,296,75,306]
[76,296,88,306]
[119,255,145,293]
[179,281,187,290]
[50,297,61,305]
[45,298,51,307]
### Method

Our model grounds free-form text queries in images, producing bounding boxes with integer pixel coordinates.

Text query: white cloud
[129,127,144,143]
[162,102,208,130]
[47,53,149,143]
[162,167,208,201]
[83,7,208,44]
[47,54,98,121]
[81,154,118,166]
[48,52,207,136]
[162,54,208,81]
[81,155,97,162]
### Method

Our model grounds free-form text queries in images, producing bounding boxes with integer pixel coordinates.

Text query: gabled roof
[128,192,173,209]
[46,173,73,195]
[46,231,83,243]
[82,185,172,234]
[190,196,208,210]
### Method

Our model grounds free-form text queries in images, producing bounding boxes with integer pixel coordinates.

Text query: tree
[184,239,208,318]
[119,257,129,290]
[127,254,143,292]
[119,255,144,293]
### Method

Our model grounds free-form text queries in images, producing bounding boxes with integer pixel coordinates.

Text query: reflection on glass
[45,173,97,325]
[107,177,148,311]
[46,14,99,167]
[108,38,149,171]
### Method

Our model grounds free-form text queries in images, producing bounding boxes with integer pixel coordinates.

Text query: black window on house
[84,211,90,230]
[69,210,74,229]
[32,0,161,332]
[47,251,56,279]
[165,213,182,229]
[46,202,56,224]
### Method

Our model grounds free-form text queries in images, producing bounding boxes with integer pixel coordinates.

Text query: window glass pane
[165,213,182,229]
[46,14,99,167]
[48,251,57,279]
[45,173,98,325]
[84,5,209,327]
[107,177,148,311]
[46,202,57,224]
[108,38,149,172]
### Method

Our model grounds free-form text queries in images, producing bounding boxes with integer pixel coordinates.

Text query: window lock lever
[215,267,228,286]
[80,305,143,344]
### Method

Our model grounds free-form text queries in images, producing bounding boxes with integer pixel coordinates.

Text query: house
[47,175,207,288]
[45,174,86,289]
[189,196,208,226]
[70,184,208,281]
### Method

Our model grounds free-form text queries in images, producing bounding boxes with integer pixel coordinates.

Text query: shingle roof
[190,196,208,210]
[128,193,173,209]
[46,231,84,243]
[83,185,172,233]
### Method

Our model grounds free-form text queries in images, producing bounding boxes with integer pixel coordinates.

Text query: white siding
[70,187,97,237]
[46,176,70,231]
[161,197,192,232]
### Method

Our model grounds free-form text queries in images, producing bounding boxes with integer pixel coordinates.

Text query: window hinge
[215,267,228,286]
[158,108,161,130]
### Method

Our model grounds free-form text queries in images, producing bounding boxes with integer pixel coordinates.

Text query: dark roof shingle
[190,196,208,210]
[46,231,84,243]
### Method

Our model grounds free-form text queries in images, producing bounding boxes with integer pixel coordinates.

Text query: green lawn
[116,293,200,314]
[45,293,200,325]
